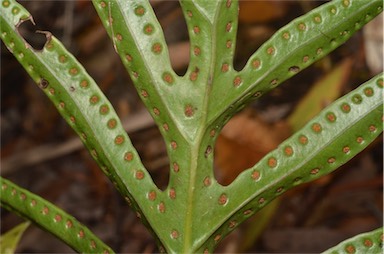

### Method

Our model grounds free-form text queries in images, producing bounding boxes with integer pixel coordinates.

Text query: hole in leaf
[17,17,49,51]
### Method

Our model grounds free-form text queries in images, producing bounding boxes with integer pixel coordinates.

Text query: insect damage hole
[38,78,49,89]
[17,17,50,51]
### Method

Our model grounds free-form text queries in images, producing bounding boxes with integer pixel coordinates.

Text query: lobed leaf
[208,0,383,127]
[0,0,162,240]
[0,177,114,253]
[2,0,383,253]
[93,0,200,141]
[194,74,383,252]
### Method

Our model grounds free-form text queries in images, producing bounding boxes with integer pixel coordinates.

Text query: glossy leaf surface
[1,0,382,253]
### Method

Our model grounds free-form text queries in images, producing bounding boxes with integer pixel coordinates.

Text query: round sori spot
[251,59,261,69]
[162,72,174,84]
[243,209,252,215]
[148,190,157,201]
[368,125,377,132]
[152,43,163,54]
[169,188,176,199]
[194,46,201,55]
[298,22,306,31]
[143,24,154,35]
[90,95,100,104]
[221,63,229,72]
[141,89,149,98]
[282,31,290,40]
[356,136,364,144]
[251,170,260,180]
[310,168,319,175]
[214,234,221,242]
[311,123,322,133]
[226,40,232,48]
[330,7,337,15]
[99,104,110,115]
[363,87,374,97]
[345,245,355,253]
[135,170,145,180]
[342,0,350,7]
[267,157,277,168]
[126,54,133,62]
[114,135,125,145]
[173,162,179,172]
[134,5,145,16]
[203,176,211,186]
[340,103,351,113]
[229,220,237,228]
[171,141,177,150]
[54,214,62,222]
[2,1,10,7]
[376,78,383,88]
[302,55,310,63]
[326,112,337,122]
[12,6,20,14]
[78,230,85,239]
[59,55,67,63]
[342,146,350,154]
[69,67,78,75]
[41,206,49,215]
[226,22,232,32]
[124,152,134,161]
[193,26,200,34]
[185,104,195,117]
[284,146,294,156]
[313,15,322,23]
[171,230,179,239]
[266,46,275,55]
[107,118,117,129]
[158,202,166,213]
[115,33,122,41]
[80,80,89,88]
[351,94,363,104]
[190,69,199,81]
[299,135,308,145]
[270,79,278,87]
[233,76,242,87]
[363,239,373,247]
